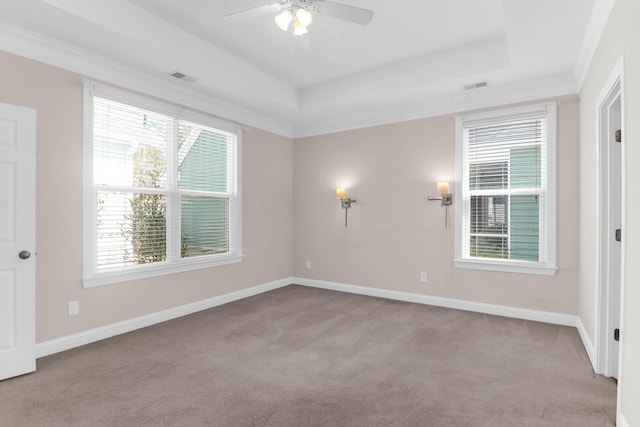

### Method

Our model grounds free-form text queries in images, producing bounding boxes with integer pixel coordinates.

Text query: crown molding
[1,17,587,141]
[292,76,579,138]
[0,21,295,138]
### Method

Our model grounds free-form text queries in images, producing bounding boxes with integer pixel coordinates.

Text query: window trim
[82,81,243,288]
[454,102,557,276]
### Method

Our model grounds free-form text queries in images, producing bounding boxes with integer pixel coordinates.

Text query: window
[454,103,556,275]
[83,83,242,287]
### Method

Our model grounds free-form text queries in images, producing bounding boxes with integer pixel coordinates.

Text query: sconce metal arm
[427,194,452,205]
[428,193,452,228]
[339,197,356,227]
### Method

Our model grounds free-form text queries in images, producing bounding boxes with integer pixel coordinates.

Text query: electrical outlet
[420,272,428,283]
[68,301,79,316]
[305,260,312,270]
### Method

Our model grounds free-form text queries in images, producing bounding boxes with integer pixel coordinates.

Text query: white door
[0,102,36,380]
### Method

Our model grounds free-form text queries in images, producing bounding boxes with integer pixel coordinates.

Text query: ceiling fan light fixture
[295,7,313,27]
[274,9,293,31]
[293,18,308,36]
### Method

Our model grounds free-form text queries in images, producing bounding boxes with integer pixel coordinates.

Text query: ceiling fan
[224,0,374,36]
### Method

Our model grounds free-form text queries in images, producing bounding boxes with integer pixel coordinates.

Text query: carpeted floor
[0,285,617,426]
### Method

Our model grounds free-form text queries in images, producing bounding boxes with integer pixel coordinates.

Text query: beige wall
[579,0,640,424]
[293,96,580,314]
[0,50,294,343]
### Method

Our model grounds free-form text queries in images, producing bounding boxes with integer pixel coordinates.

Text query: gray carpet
[0,285,616,426]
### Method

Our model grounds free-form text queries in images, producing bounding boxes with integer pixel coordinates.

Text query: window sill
[454,258,557,276]
[82,253,244,288]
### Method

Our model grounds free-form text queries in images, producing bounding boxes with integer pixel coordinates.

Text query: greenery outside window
[454,103,557,275]
[83,83,242,287]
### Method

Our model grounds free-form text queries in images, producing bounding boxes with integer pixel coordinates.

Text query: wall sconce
[336,188,356,227]
[428,181,453,228]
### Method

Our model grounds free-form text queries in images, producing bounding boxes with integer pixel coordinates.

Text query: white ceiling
[0,0,597,137]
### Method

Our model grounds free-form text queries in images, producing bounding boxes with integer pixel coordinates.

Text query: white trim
[82,82,243,287]
[0,22,294,138]
[37,277,588,362]
[456,102,554,124]
[293,77,578,139]
[454,102,558,275]
[594,55,624,376]
[86,81,241,135]
[1,21,581,140]
[36,278,293,358]
[574,0,617,89]
[577,316,597,371]
[617,413,629,427]
[593,55,626,423]
[82,255,244,288]
[82,83,97,283]
[234,130,244,269]
[454,259,557,276]
[294,277,578,327]
[616,57,627,426]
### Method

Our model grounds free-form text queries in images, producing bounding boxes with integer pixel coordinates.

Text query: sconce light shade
[335,187,356,227]
[428,181,453,228]
[436,181,450,195]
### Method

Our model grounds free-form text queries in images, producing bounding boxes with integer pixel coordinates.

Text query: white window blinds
[93,98,171,271]
[455,103,557,275]
[84,84,241,286]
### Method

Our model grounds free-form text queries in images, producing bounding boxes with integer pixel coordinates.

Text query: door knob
[18,250,31,260]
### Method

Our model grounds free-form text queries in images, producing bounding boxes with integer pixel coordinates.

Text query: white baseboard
[617,413,629,427]
[36,277,584,359]
[294,277,579,327]
[576,317,597,372]
[33,276,627,423]
[36,278,293,358]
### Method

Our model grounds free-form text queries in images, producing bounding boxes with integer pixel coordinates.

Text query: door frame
[595,54,625,411]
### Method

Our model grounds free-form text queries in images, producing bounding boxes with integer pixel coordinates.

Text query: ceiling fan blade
[316,1,374,26]
[223,3,283,21]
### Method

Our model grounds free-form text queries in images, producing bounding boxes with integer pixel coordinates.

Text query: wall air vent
[463,81,488,90]
[168,70,197,83]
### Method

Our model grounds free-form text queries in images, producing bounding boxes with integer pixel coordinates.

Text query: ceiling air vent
[168,70,197,83]
[463,81,488,90]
